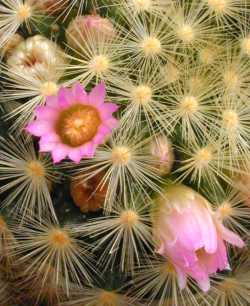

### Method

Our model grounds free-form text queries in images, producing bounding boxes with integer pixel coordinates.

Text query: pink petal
[105,118,119,129]
[52,144,69,163]
[26,121,53,137]
[175,266,187,290]
[195,202,218,253]
[39,140,57,152]
[166,209,203,251]
[68,148,83,163]
[72,82,88,103]
[218,223,245,248]
[88,81,106,106]
[46,96,59,108]
[34,106,58,121]
[196,276,210,292]
[40,133,60,143]
[97,102,119,119]
[58,87,74,108]
[80,143,96,158]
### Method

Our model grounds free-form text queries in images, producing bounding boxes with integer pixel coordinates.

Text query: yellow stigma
[222,110,239,130]
[111,146,132,165]
[223,69,239,89]
[241,37,250,56]
[131,85,152,105]
[17,4,32,22]
[89,55,110,74]
[98,290,118,306]
[26,160,46,179]
[218,201,233,220]
[179,96,199,115]
[40,82,58,97]
[177,24,195,43]
[207,0,228,13]
[133,0,152,11]
[56,104,101,147]
[140,36,162,57]
[119,210,139,227]
[194,148,213,167]
[47,229,71,249]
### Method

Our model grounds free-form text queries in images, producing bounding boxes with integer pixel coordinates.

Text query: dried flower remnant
[26,82,119,163]
[70,172,108,213]
[73,130,162,212]
[152,184,244,292]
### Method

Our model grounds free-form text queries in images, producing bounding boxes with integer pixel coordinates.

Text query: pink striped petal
[218,223,245,248]
[39,140,57,152]
[80,143,96,157]
[46,96,59,108]
[68,148,83,163]
[26,121,53,137]
[196,277,210,292]
[97,102,119,119]
[52,144,69,163]
[35,106,58,121]
[175,266,187,290]
[88,81,106,105]
[58,87,74,108]
[73,82,88,103]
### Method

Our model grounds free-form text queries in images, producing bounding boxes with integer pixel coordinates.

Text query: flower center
[47,229,71,249]
[141,36,162,57]
[177,24,195,43]
[111,146,132,165]
[194,148,213,167]
[26,160,46,179]
[88,55,110,75]
[179,96,199,115]
[131,85,152,105]
[207,0,228,13]
[120,210,139,227]
[98,291,118,305]
[55,104,101,147]
[17,4,32,22]
[218,201,233,220]
[40,82,58,97]
[241,37,250,56]
[132,0,152,11]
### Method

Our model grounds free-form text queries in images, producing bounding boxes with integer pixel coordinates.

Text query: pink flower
[152,184,245,292]
[26,82,119,163]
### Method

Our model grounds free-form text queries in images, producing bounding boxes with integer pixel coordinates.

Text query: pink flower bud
[152,184,245,292]
[150,135,174,175]
[66,14,116,50]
